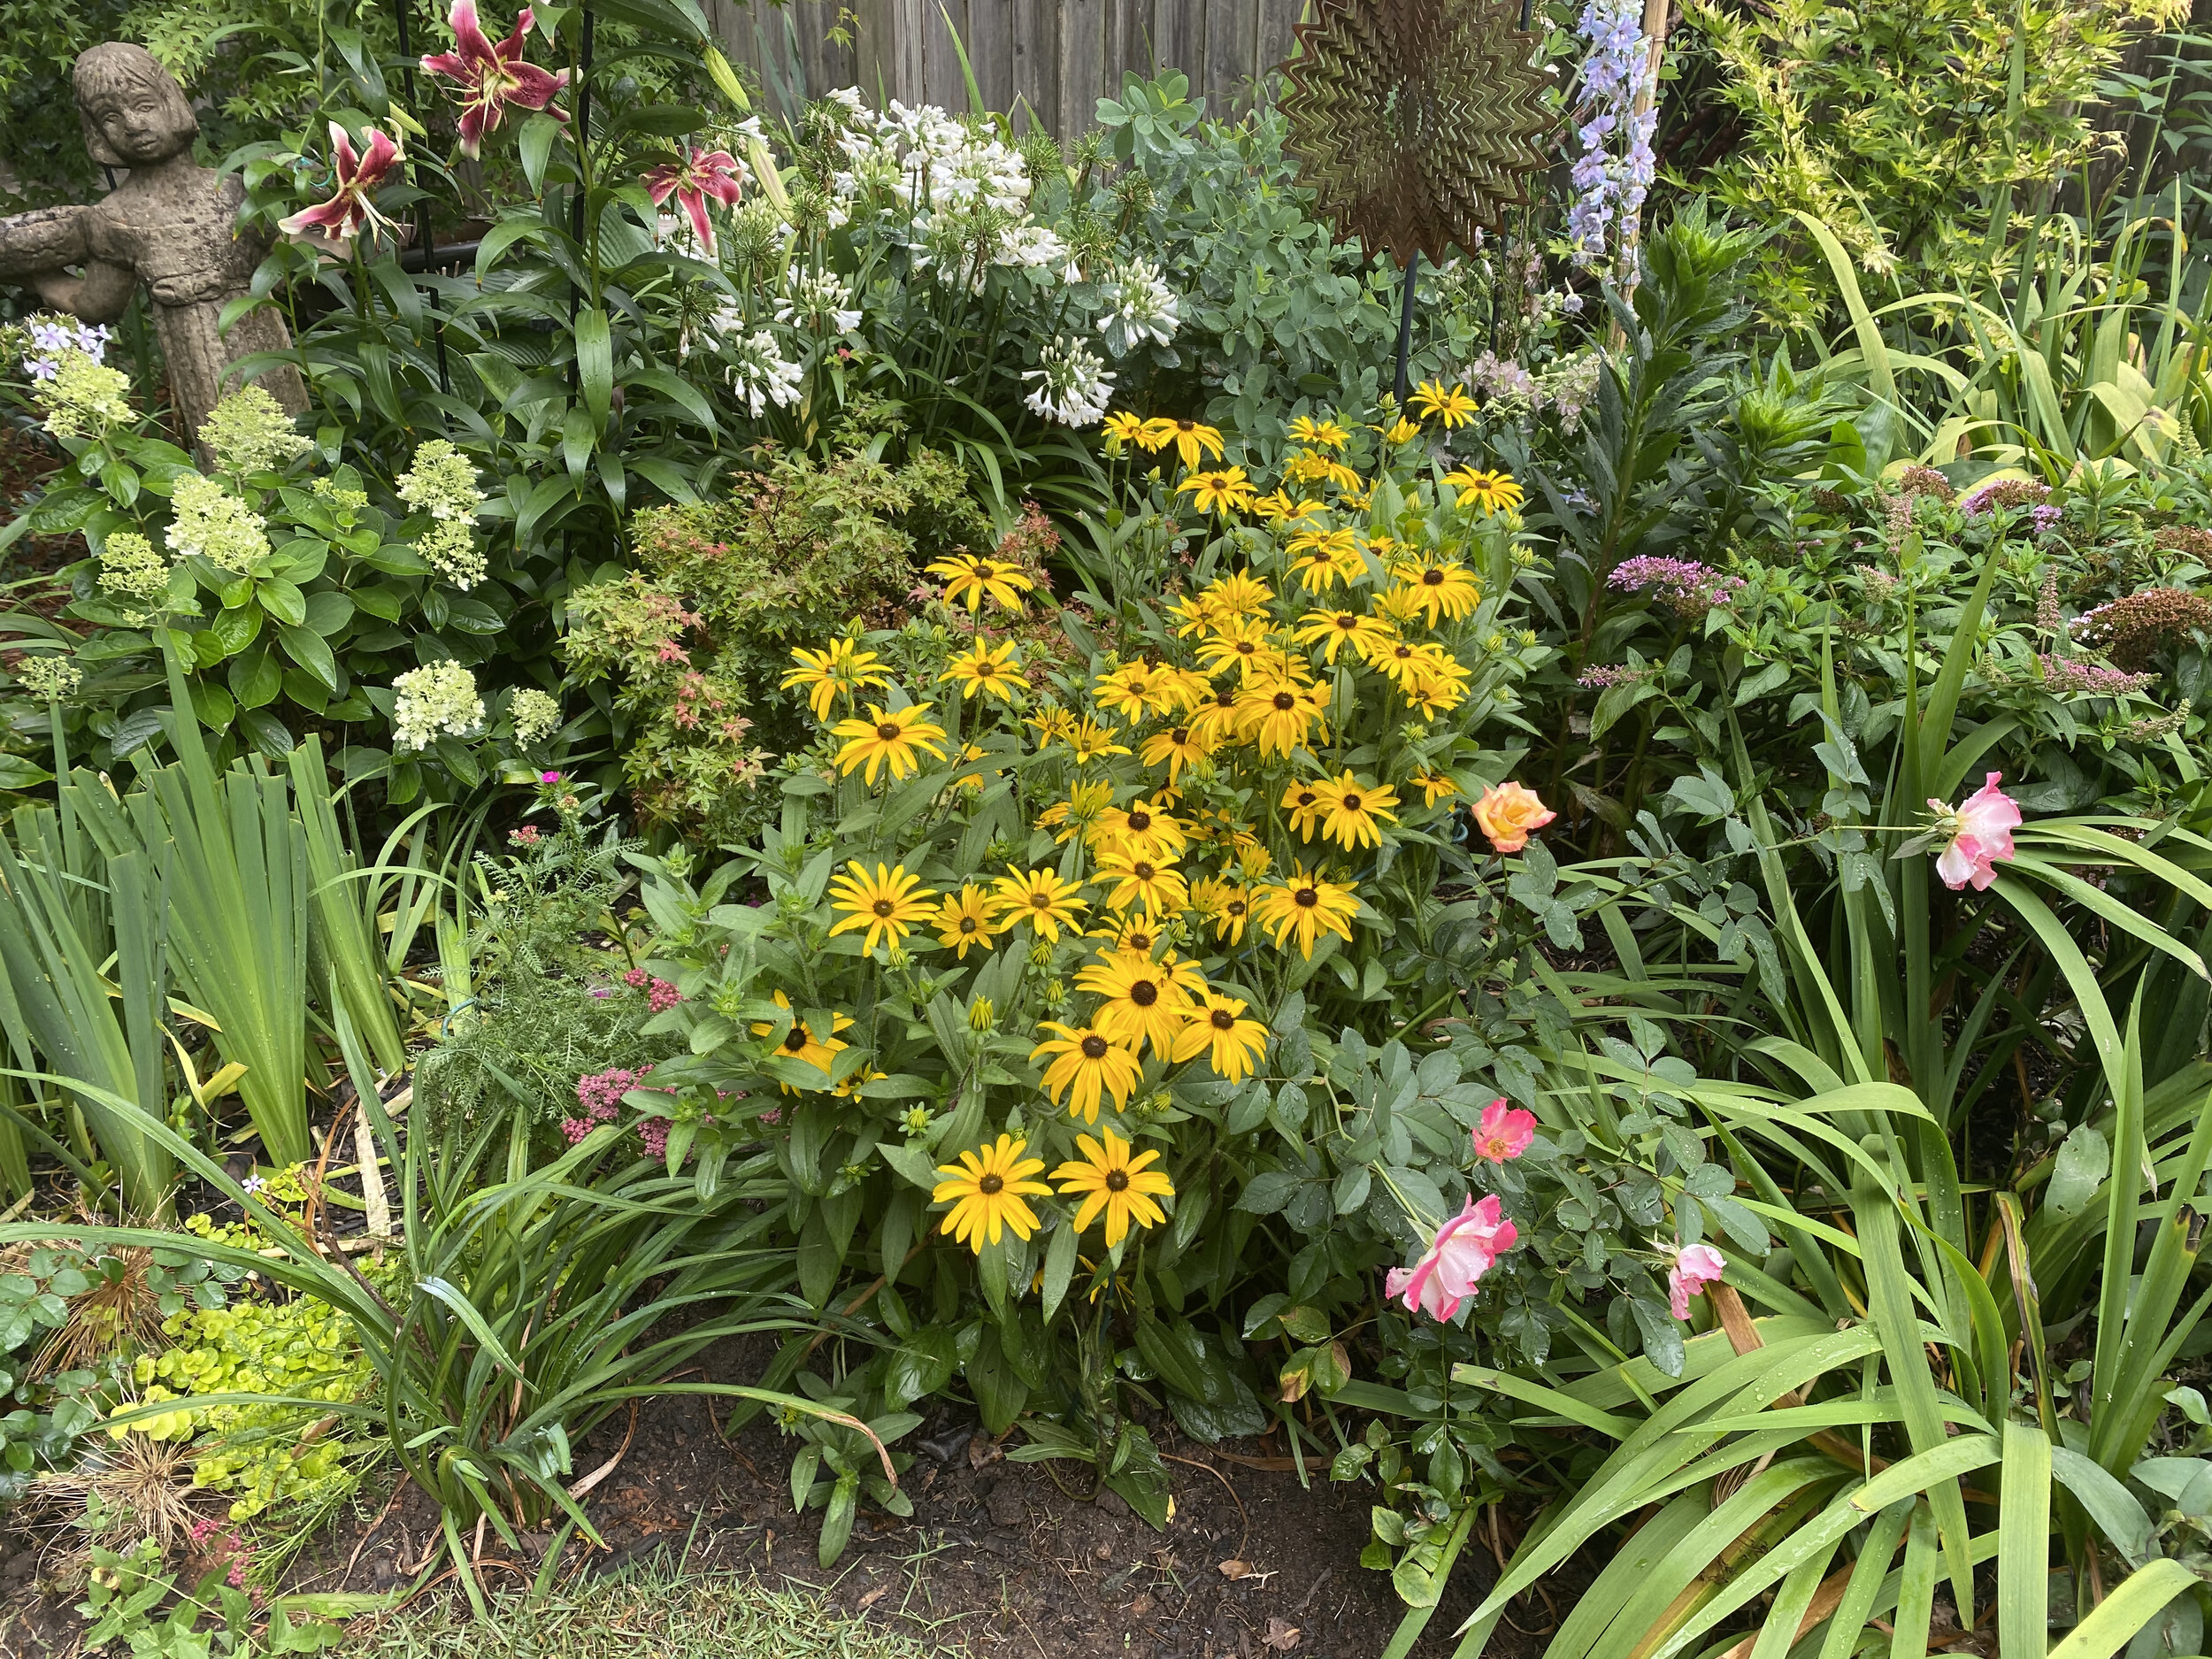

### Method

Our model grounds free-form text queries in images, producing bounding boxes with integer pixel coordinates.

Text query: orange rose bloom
[1471,782,1555,854]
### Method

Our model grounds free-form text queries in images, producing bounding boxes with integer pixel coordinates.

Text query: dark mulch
[0,1325,1564,1658]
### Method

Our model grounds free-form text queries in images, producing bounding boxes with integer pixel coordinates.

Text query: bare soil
[0,1326,1562,1658]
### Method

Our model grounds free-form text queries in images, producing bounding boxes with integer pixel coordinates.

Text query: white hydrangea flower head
[166,472,273,569]
[417,519,487,590]
[396,440,484,523]
[1021,335,1113,427]
[197,386,311,476]
[392,661,486,751]
[97,531,174,622]
[16,655,82,698]
[510,687,562,744]
[39,352,134,441]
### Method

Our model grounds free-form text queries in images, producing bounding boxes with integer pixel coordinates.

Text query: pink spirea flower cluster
[189,1517,252,1588]
[1609,556,1744,618]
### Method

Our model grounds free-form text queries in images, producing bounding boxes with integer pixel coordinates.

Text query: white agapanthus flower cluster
[392,661,485,751]
[165,472,272,570]
[396,439,488,590]
[719,326,805,418]
[818,91,1077,285]
[775,271,862,334]
[1021,335,1113,427]
[1096,258,1181,356]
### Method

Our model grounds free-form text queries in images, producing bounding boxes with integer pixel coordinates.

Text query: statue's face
[90,88,181,165]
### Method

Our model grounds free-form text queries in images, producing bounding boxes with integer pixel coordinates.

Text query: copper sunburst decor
[1279,0,1553,267]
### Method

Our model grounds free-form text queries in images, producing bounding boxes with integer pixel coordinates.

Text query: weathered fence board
[715,0,1310,134]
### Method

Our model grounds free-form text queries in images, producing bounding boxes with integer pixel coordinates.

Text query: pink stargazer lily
[1471,1098,1537,1164]
[1667,1242,1727,1320]
[1929,772,2022,892]
[279,123,403,245]
[642,147,748,259]
[420,0,569,158]
[1385,1194,1517,1324]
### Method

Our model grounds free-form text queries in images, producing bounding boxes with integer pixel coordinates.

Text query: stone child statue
[0,42,307,450]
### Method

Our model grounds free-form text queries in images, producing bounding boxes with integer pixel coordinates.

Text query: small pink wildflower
[1471,1099,1537,1164]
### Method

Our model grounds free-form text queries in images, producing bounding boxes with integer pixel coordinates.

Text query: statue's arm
[0,205,134,323]
[34,259,136,324]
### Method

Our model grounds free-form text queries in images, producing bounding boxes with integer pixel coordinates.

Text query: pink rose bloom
[1471,1098,1536,1164]
[1667,1242,1727,1320]
[1385,1194,1518,1323]
[1928,772,2021,892]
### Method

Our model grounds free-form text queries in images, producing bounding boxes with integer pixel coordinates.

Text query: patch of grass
[349,1554,962,1659]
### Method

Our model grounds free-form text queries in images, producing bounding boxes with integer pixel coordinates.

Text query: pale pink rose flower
[1928,772,2022,892]
[1386,1194,1518,1323]
[1667,1242,1727,1320]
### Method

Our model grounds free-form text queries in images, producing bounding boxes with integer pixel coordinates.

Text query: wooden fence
[703,0,1310,140]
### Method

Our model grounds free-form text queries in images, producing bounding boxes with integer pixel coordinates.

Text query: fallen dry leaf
[967,1433,1005,1471]
[1130,1593,1156,1617]
[1261,1617,1302,1652]
[857,1586,887,1610]
[1218,1558,1251,1579]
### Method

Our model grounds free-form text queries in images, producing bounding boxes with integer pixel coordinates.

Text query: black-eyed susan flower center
[1423,569,1445,587]
[1131,980,1159,1007]
[1333,615,1357,630]
[1126,810,1151,832]
[875,722,900,741]
[1210,1008,1235,1031]
[1081,1034,1109,1059]
[1227,900,1248,917]
[1030,893,1052,909]
[1294,887,1319,908]
[1214,690,1237,710]
[1273,691,1296,710]
[979,1172,1004,1194]
[873,898,895,917]
[1170,727,1190,744]
[1295,792,1316,808]
[1393,644,1414,661]
[1133,862,1156,880]
[782,1028,809,1052]
[1342,793,1363,811]
[958,918,978,933]
[1105,1169,1130,1192]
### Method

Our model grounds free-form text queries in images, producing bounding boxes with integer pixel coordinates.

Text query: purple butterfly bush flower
[1609,556,1745,618]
